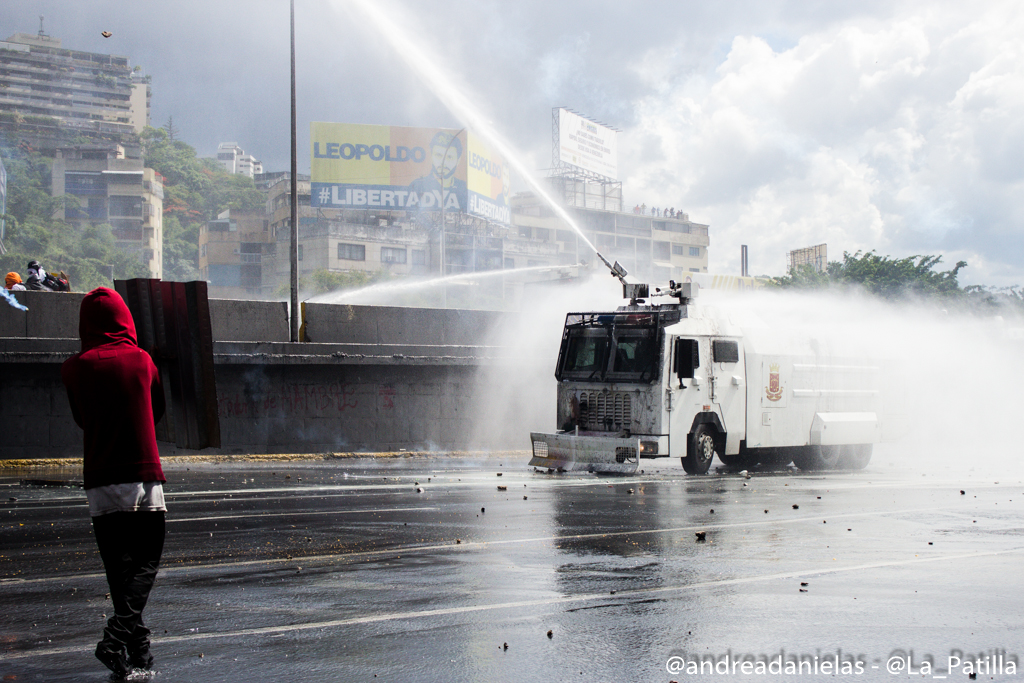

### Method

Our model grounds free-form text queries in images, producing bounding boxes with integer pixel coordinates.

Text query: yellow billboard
[466,132,510,223]
[311,122,467,212]
[310,122,509,223]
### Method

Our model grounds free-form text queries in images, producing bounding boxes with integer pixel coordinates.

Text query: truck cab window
[712,340,739,363]
[674,338,699,379]
[564,335,609,374]
[613,337,656,373]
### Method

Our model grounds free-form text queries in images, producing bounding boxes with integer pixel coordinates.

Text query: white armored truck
[529,281,887,474]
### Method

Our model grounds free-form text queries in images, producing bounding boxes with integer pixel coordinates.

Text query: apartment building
[0,29,150,147]
[508,192,709,281]
[51,144,164,278]
[216,142,262,178]
[199,209,275,298]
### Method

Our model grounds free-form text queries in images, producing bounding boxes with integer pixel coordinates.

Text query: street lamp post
[439,128,464,309]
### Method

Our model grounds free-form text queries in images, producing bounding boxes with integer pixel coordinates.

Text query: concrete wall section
[211,363,479,454]
[302,303,507,346]
[0,359,494,459]
[208,299,289,342]
[1,293,291,343]
[1,291,84,338]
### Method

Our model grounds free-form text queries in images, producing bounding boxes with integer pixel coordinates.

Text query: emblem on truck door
[765,363,784,402]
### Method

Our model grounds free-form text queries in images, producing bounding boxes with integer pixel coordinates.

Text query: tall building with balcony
[509,191,709,282]
[230,174,708,300]
[216,142,262,178]
[51,144,164,278]
[198,209,275,298]
[0,27,150,150]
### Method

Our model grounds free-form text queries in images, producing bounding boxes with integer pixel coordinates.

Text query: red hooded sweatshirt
[62,287,166,489]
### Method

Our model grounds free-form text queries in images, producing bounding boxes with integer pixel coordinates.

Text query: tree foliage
[139,126,265,281]
[0,140,149,291]
[771,251,967,300]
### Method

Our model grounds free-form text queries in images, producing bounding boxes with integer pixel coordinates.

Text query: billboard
[311,122,468,212]
[466,132,510,223]
[557,108,618,180]
[310,122,509,224]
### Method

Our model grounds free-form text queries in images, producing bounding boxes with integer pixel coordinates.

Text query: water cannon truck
[529,279,891,474]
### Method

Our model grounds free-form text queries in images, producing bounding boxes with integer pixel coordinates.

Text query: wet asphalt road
[0,453,1022,682]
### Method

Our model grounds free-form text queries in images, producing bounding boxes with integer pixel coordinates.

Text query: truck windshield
[556,312,665,382]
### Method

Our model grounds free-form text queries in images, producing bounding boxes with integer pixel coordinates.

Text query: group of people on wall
[5,260,70,292]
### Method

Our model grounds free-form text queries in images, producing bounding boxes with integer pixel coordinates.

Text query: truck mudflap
[529,432,658,474]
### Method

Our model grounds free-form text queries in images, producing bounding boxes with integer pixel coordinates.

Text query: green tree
[771,251,967,301]
[140,126,267,281]
[0,140,149,290]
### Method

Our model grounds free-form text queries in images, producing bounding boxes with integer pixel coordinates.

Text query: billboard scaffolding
[788,244,828,273]
[550,108,622,212]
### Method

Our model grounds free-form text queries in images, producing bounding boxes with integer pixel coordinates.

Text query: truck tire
[683,424,716,474]
[792,445,842,471]
[840,444,872,470]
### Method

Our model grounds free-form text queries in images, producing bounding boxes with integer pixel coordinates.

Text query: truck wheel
[840,444,872,470]
[683,425,716,474]
[792,445,843,471]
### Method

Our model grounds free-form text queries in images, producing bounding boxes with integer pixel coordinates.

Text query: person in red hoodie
[61,287,166,678]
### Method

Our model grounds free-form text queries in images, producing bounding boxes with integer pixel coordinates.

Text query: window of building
[108,195,143,218]
[596,233,615,249]
[689,267,700,272]
[504,257,515,269]
[689,246,701,257]
[381,247,406,264]
[337,243,366,261]
[200,244,207,257]
[556,230,575,243]
[298,244,304,261]
[518,226,532,239]
[527,260,543,267]
[411,250,426,265]
[654,241,671,260]
[672,244,685,256]
[535,228,550,241]
[616,236,635,250]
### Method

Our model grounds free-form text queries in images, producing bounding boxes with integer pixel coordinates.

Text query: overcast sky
[6,0,1023,284]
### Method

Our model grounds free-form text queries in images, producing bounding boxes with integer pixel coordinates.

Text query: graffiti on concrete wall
[219,382,359,418]
[378,384,396,409]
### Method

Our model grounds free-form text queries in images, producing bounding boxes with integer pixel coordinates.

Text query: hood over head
[79,287,137,351]
[5,272,21,288]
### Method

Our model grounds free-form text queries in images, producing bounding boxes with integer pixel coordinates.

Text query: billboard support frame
[550,107,622,212]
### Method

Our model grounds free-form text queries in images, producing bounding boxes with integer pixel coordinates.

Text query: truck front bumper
[529,432,666,474]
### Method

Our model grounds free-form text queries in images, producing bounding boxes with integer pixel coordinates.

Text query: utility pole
[438,128,464,309]
[289,0,299,342]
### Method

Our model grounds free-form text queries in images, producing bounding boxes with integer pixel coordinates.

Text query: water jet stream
[341,0,626,282]
[308,263,582,304]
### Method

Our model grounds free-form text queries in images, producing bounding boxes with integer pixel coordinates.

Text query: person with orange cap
[5,272,26,290]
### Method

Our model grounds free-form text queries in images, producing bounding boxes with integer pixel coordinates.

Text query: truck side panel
[745,353,882,448]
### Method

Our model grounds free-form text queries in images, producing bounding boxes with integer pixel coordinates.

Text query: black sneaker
[95,641,130,678]
[128,647,154,671]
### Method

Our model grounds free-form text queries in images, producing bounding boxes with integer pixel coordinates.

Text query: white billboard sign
[558,108,618,180]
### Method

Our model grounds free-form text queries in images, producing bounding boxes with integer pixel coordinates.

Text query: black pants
[92,511,165,651]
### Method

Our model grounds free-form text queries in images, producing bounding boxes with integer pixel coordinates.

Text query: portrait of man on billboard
[409,130,467,212]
